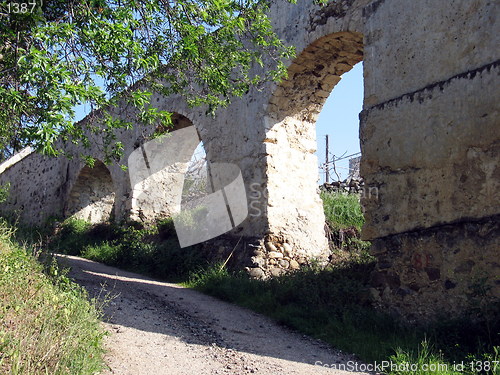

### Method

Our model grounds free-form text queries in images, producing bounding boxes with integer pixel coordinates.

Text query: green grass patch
[0,219,105,375]
[321,191,372,264]
[50,217,207,282]
[321,191,365,231]
[388,340,463,375]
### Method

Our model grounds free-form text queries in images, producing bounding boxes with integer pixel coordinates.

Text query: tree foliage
[0,0,294,161]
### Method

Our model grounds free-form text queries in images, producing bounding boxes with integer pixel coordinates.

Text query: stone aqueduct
[1,0,499,320]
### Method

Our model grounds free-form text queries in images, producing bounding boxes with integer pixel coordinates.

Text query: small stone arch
[65,160,116,223]
[128,112,205,222]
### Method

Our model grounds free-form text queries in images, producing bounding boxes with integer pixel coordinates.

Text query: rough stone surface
[363,0,498,106]
[65,161,115,223]
[360,64,500,240]
[247,267,266,279]
[369,216,500,320]
[0,0,498,320]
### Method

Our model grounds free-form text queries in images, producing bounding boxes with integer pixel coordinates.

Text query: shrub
[52,218,207,282]
[83,241,123,265]
[156,217,176,239]
[51,218,93,255]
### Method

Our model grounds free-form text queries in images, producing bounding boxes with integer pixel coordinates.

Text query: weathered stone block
[370,216,500,320]
[364,0,498,106]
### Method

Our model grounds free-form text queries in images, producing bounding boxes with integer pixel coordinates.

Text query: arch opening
[65,160,115,223]
[264,31,364,256]
[317,62,363,184]
[181,142,208,205]
[129,113,204,222]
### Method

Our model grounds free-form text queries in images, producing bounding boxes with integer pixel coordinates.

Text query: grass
[43,193,500,374]
[49,217,207,282]
[321,191,371,263]
[0,219,105,375]
[185,262,499,374]
[388,340,463,375]
[321,191,365,231]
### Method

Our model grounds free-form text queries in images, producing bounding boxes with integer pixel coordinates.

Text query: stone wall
[360,0,500,318]
[0,149,68,224]
[0,0,498,321]
[369,216,500,321]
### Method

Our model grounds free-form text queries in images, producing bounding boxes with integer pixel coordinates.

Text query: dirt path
[57,255,369,375]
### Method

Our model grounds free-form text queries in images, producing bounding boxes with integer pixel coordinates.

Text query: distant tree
[0,0,294,161]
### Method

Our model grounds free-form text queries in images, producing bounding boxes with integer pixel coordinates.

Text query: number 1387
[6,1,39,14]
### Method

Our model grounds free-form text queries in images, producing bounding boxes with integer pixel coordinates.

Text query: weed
[389,340,461,375]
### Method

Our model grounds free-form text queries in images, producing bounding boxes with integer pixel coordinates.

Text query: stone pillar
[249,31,364,275]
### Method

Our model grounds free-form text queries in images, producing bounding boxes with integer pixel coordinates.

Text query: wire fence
[318,151,361,183]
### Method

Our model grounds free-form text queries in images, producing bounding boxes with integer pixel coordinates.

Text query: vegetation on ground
[186,262,499,374]
[49,217,207,282]
[0,219,105,375]
[39,192,500,374]
[321,191,372,264]
[321,191,365,231]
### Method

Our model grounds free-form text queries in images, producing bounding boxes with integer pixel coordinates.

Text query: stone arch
[65,160,116,223]
[128,112,204,222]
[262,31,364,257]
[164,112,196,133]
[268,31,363,121]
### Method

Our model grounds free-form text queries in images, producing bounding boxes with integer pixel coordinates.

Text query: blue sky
[315,62,363,182]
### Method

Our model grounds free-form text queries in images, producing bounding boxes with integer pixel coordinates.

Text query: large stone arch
[64,160,116,223]
[260,31,364,259]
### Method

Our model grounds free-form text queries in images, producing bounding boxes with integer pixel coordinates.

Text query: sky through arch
[316,62,363,183]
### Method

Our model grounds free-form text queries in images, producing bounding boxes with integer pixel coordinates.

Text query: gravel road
[57,255,369,375]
